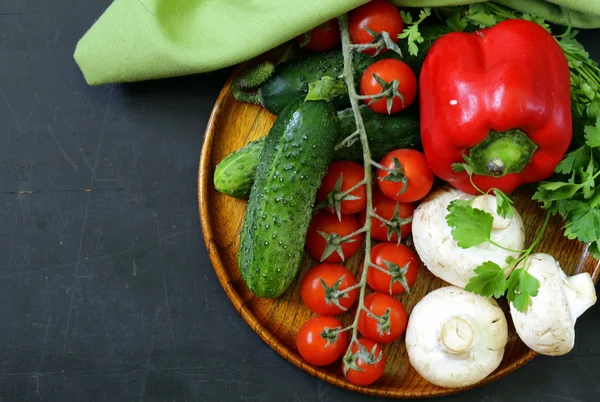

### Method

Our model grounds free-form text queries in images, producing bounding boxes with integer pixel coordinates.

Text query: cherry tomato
[369,242,419,295]
[360,59,417,114]
[358,293,408,344]
[317,161,366,215]
[301,264,359,315]
[296,19,341,51]
[348,0,404,56]
[297,316,348,366]
[376,149,434,202]
[358,189,415,242]
[305,211,363,263]
[343,339,386,386]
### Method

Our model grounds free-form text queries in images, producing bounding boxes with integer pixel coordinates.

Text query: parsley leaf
[561,202,600,243]
[554,146,589,175]
[445,203,493,248]
[465,4,497,28]
[398,8,431,56]
[584,118,600,148]
[446,12,467,32]
[493,189,514,219]
[465,261,507,298]
[507,267,540,313]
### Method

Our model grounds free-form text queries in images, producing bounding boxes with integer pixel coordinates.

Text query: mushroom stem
[440,317,474,354]
[563,273,597,322]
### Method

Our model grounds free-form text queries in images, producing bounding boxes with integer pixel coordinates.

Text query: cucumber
[214,106,419,198]
[213,138,263,198]
[240,50,373,114]
[235,26,452,115]
[238,101,339,298]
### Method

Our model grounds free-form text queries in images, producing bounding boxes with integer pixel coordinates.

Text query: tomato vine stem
[337,13,378,358]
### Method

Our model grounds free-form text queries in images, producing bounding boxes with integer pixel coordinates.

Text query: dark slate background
[0,1,598,401]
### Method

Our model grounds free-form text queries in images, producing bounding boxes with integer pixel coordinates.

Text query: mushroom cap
[405,286,508,388]
[412,187,525,288]
[509,253,597,356]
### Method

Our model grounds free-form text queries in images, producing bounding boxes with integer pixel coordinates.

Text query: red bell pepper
[419,19,572,194]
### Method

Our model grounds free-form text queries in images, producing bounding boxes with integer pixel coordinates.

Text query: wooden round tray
[198,65,600,398]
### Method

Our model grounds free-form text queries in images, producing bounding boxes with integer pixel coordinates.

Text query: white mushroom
[509,253,597,356]
[412,187,525,288]
[405,286,508,388]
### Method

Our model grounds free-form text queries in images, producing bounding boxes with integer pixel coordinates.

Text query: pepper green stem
[467,129,537,177]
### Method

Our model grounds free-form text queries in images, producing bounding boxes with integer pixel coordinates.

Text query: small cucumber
[238,101,339,298]
[214,106,419,198]
[213,138,263,198]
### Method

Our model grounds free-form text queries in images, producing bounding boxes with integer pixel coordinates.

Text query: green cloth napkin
[74,0,600,86]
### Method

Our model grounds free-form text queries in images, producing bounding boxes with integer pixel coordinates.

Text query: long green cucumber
[214,106,420,198]
[238,101,339,298]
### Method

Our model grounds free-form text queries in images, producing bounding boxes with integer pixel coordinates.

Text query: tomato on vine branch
[297,316,348,366]
[300,263,359,315]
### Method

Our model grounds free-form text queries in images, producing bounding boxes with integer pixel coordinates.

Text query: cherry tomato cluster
[297,149,431,385]
[296,0,416,116]
[295,1,435,387]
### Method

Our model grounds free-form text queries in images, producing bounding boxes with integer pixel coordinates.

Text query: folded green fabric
[74,0,600,86]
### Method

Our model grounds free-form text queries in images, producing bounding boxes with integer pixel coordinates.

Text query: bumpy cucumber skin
[213,138,264,198]
[213,106,420,198]
[238,101,339,298]
[260,51,372,114]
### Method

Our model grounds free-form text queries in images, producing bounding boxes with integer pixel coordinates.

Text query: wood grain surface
[198,64,600,398]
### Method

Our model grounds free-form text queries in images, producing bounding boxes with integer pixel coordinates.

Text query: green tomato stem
[338,13,377,357]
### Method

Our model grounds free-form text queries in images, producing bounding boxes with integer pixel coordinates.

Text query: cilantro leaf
[447,199,472,212]
[397,8,431,56]
[507,267,540,313]
[561,201,600,243]
[533,181,582,202]
[446,12,467,32]
[465,261,507,298]
[555,146,589,175]
[451,162,474,176]
[584,118,600,148]
[466,5,497,28]
[493,189,514,219]
[400,10,413,25]
[445,204,493,248]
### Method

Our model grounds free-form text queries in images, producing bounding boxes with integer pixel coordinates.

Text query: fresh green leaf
[533,181,582,202]
[555,146,589,175]
[493,189,514,219]
[305,76,347,103]
[451,162,474,176]
[445,204,493,248]
[465,261,507,298]
[522,13,550,32]
[466,8,496,28]
[400,10,413,25]
[446,12,467,32]
[562,202,600,243]
[582,154,599,199]
[507,267,540,313]
[587,97,600,119]
[447,199,472,212]
[584,118,600,147]
[397,8,431,56]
